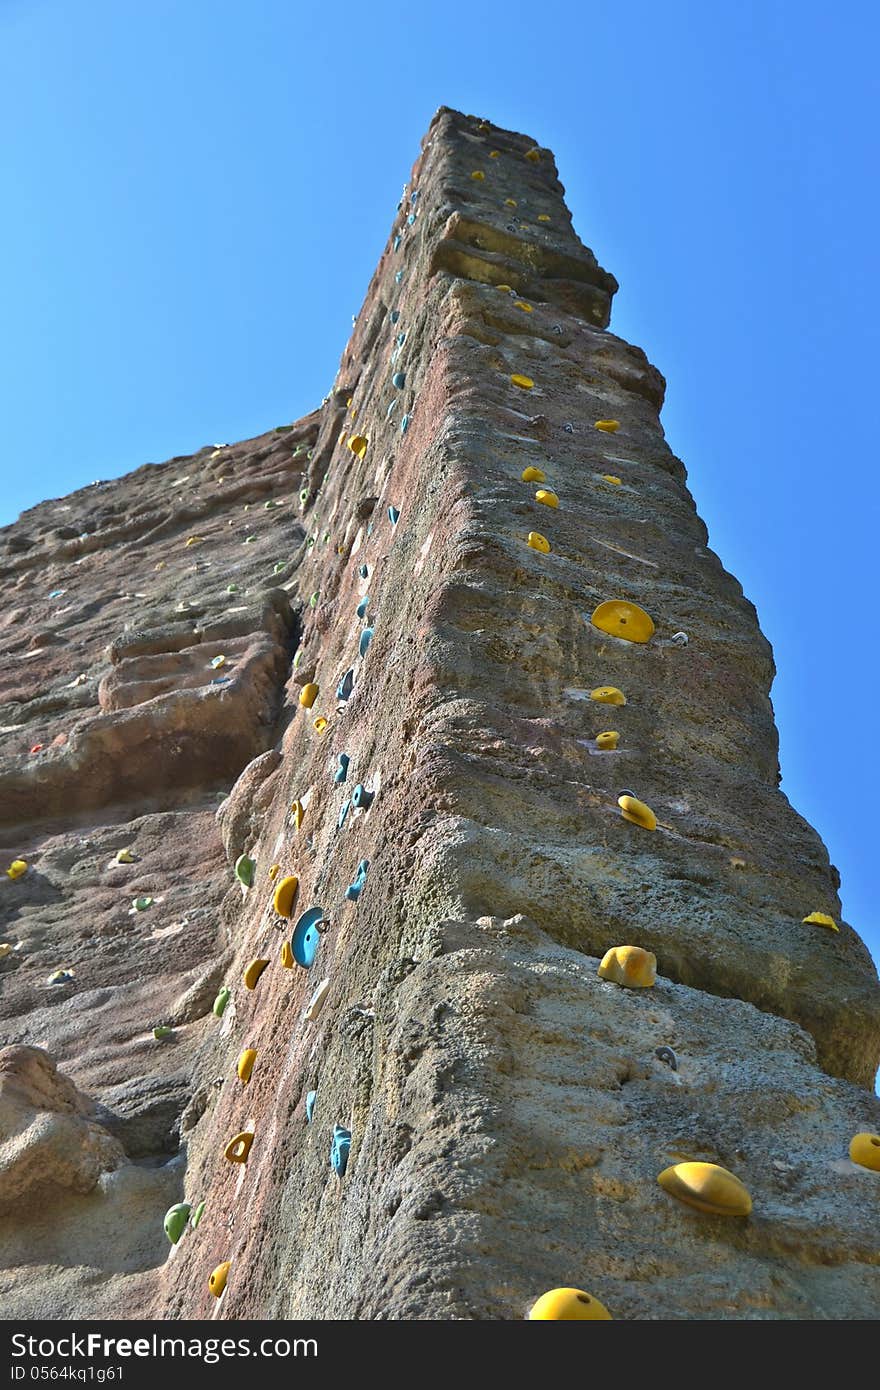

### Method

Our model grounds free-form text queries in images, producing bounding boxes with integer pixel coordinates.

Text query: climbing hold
[504,200,517,209]
[535,489,559,508]
[153,1025,173,1041]
[132,896,153,912]
[335,753,351,784]
[618,795,657,831]
[345,859,370,902]
[48,969,74,985]
[849,1133,880,1171]
[0,944,13,961]
[243,958,269,990]
[803,911,839,932]
[115,848,134,864]
[393,234,402,251]
[6,860,27,880]
[670,631,688,646]
[210,655,226,669]
[303,977,331,1022]
[265,499,279,509]
[591,600,655,644]
[407,213,416,225]
[331,1124,352,1178]
[243,535,257,544]
[525,147,541,162]
[237,1049,257,1086]
[598,945,657,989]
[657,1162,752,1217]
[224,1132,254,1165]
[351,783,374,811]
[394,270,404,284]
[489,150,501,158]
[563,422,574,433]
[291,800,305,831]
[594,419,620,433]
[356,596,369,619]
[595,731,619,750]
[299,683,319,709]
[590,686,626,705]
[358,563,369,579]
[359,627,374,657]
[601,474,622,486]
[209,1262,231,1298]
[305,1091,317,1124]
[392,371,406,389]
[528,1289,612,1320]
[309,591,319,608]
[299,489,309,506]
[348,435,368,460]
[292,907,328,968]
[470,170,485,181]
[273,875,300,919]
[226,583,239,594]
[514,301,533,313]
[400,414,410,434]
[338,799,350,830]
[164,1203,191,1245]
[190,1201,205,1229]
[313,716,329,733]
[527,532,550,553]
[29,744,44,755]
[185,536,201,547]
[388,506,401,525]
[510,374,534,390]
[390,309,401,323]
[281,940,294,969]
[268,864,280,881]
[234,855,255,888]
[336,667,355,702]
[656,1046,678,1071]
[213,986,231,1018]
[496,283,513,292]
[521,466,546,482]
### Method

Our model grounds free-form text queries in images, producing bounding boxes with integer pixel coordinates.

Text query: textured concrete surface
[1,107,878,1320]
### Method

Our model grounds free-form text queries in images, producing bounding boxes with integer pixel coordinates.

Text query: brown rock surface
[1,107,878,1320]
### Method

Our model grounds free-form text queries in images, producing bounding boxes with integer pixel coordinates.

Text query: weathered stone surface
[1,107,878,1320]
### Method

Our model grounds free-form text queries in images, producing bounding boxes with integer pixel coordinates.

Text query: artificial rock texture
[1,107,878,1321]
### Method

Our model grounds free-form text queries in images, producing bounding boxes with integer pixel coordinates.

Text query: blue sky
[1,0,877,981]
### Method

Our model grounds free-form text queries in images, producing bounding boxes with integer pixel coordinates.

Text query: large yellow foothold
[657,1161,752,1217]
[209,1262,231,1298]
[618,794,657,830]
[280,940,294,969]
[521,466,546,483]
[224,1132,254,1164]
[594,419,620,433]
[598,944,656,989]
[591,599,655,644]
[527,532,551,554]
[849,1133,880,1171]
[347,435,368,461]
[511,374,534,390]
[528,1288,612,1320]
[595,730,619,750]
[299,683,319,709]
[525,147,541,162]
[535,488,559,508]
[803,911,839,932]
[237,1049,256,1085]
[273,875,299,919]
[243,958,269,990]
[6,860,27,880]
[590,686,626,705]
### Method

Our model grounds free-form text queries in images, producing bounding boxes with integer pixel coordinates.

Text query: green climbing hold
[213,986,231,1018]
[190,1200,206,1229]
[309,591,319,608]
[164,1203,191,1245]
[132,896,153,912]
[234,854,255,888]
[153,1025,173,1040]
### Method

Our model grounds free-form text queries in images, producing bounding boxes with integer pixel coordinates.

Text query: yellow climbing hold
[527,532,551,554]
[489,150,501,158]
[602,475,622,486]
[591,600,655,644]
[590,686,626,705]
[115,848,134,864]
[525,147,541,162]
[6,860,27,880]
[529,1288,612,1320]
[471,170,485,180]
[618,794,657,831]
[594,419,620,433]
[511,374,534,390]
[514,301,533,312]
[595,731,619,750]
[849,1133,880,1171]
[504,199,517,208]
[347,435,368,460]
[209,1262,231,1298]
[537,214,551,222]
[224,1132,254,1164]
[269,864,280,881]
[598,945,657,989]
[496,283,513,292]
[237,1049,256,1086]
[243,958,269,990]
[803,911,839,932]
[185,536,201,547]
[291,800,305,831]
[521,466,546,483]
[280,940,294,969]
[313,716,329,733]
[299,683,319,709]
[658,1162,752,1217]
[273,875,299,919]
[535,489,559,508]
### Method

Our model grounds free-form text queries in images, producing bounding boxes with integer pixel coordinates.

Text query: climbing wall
[2,107,879,1321]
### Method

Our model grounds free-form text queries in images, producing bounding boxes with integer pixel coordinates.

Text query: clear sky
[1,1,877,984]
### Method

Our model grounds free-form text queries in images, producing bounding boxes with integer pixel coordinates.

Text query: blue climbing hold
[392,371,406,389]
[336,667,355,702]
[351,783,374,811]
[331,1124,351,1178]
[388,506,400,525]
[400,415,410,434]
[345,859,370,901]
[358,564,369,579]
[356,596,369,619]
[359,627,374,657]
[394,271,404,284]
[305,1091,317,1124]
[386,400,398,420]
[390,309,400,324]
[338,799,350,830]
[397,332,407,346]
[393,234,402,251]
[411,190,419,204]
[291,907,327,968]
[334,753,350,784]
[49,589,65,599]
[407,214,416,226]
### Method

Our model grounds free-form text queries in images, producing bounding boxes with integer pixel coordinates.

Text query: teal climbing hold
[213,986,230,1018]
[305,1091,317,1123]
[291,907,328,968]
[359,626,374,656]
[331,1125,351,1178]
[393,234,402,251]
[351,783,374,811]
[407,213,416,225]
[338,799,350,830]
[234,855,255,888]
[400,415,410,434]
[356,596,369,619]
[358,563,369,579]
[164,1203,191,1245]
[390,309,401,324]
[386,400,398,420]
[388,506,400,525]
[345,859,370,902]
[397,332,406,346]
[392,371,406,389]
[336,667,355,702]
[411,190,419,203]
[335,753,350,784]
[394,271,403,284]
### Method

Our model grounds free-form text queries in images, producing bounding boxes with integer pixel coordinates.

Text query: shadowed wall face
[1,108,878,1322]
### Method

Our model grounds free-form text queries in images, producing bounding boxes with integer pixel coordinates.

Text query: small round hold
[527,532,550,553]
[595,730,619,750]
[243,958,269,990]
[591,600,655,644]
[164,1203,191,1245]
[590,686,626,705]
[802,911,839,932]
[313,716,329,733]
[299,683,319,709]
[392,371,406,389]
[234,855,255,888]
[598,945,657,988]
[849,1133,880,1171]
[351,783,374,811]
[237,1049,256,1085]
[528,1288,611,1320]
[359,627,374,657]
[212,986,230,1018]
[618,795,657,831]
[273,875,299,918]
[511,374,534,390]
[655,1046,678,1071]
[223,1132,254,1164]
[209,1262,231,1298]
[658,1162,752,1217]
[535,489,559,508]
[7,860,28,880]
[521,466,545,483]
